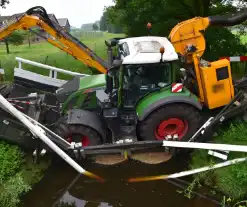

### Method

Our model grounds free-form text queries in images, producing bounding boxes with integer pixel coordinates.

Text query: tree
[99,6,124,33]
[26,28,40,47]
[100,11,108,31]
[0,0,9,8]
[4,31,25,54]
[92,23,99,31]
[109,0,243,36]
[108,0,247,59]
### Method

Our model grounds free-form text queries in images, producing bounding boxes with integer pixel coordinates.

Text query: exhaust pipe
[209,9,247,26]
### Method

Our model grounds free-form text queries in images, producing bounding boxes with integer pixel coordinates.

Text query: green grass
[0,141,49,207]
[0,32,125,80]
[188,121,247,204]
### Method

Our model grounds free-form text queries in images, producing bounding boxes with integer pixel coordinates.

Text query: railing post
[18,61,22,69]
[54,71,57,79]
[49,70,58,79]
[49,70,53,78]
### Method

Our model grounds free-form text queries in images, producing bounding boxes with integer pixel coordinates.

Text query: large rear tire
[138,103,201,142]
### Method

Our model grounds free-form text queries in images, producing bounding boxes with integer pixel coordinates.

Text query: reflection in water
[22,154,220,207]
[56,191,113,207]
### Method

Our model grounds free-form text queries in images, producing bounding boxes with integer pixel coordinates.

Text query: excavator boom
[0,6,108,73]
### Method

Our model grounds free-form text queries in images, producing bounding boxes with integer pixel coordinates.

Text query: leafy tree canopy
[107,0,247,60]
[92,23,99,31]
[99,6,124,33]
[0,0,9,8]
[7,31,25,46]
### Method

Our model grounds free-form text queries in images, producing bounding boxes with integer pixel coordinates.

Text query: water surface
[22,154,220,207]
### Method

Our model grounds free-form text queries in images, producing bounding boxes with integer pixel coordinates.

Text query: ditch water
[21,154,221,207]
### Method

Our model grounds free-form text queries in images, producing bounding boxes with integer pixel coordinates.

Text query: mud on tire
[138,103,202,142]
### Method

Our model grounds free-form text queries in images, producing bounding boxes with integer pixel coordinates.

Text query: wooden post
[28,32,31,48]
[4,39,9,54]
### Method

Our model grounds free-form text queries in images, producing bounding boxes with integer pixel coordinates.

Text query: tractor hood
[79,74,106,89]
[56,74,106,103]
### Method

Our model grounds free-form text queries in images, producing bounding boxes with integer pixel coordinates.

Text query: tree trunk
[4,39,9,54]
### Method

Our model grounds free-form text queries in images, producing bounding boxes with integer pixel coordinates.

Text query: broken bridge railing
[15,57,90,79]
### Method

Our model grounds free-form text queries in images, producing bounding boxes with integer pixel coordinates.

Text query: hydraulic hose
[208,9,247,27]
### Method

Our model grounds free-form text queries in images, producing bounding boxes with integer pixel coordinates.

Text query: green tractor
[0,5,206,164]
[53,36,202,158]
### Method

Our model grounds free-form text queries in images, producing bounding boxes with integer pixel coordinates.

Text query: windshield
[135,62,172,86]
[123,62,172,90]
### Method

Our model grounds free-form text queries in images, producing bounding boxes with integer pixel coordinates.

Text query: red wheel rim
[154,118,188,140]
[67,135,90,146]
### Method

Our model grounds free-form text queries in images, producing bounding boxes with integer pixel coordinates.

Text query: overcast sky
[0,0,115,28]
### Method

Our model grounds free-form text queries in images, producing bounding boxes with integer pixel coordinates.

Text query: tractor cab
[99,36,188,142]
[105,36,179,108]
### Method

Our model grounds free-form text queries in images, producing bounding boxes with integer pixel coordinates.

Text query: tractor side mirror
[105,38,118,47]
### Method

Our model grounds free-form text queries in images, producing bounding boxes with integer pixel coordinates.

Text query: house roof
[0,13,24,22]
[0,13,58,23]
[57,18,69,27]
[48,14,58,23]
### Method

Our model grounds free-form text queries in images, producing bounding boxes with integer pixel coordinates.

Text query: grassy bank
[0,32,124,207]
[186,120,247,206]
[0,141,49,207]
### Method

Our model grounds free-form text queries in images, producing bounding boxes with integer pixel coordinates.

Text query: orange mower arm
[169,9,247,63]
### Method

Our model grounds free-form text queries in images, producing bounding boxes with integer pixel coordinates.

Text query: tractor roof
[118,36,178,65]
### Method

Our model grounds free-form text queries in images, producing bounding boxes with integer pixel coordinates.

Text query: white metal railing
[15,57,91,79]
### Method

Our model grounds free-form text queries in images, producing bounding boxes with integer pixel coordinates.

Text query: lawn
[0,32,125,81]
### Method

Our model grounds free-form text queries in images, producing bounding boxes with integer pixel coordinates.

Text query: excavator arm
[0,6,108,73]
[169,9,247,63]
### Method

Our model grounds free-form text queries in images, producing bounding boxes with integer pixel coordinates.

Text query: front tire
[138,103,201,142]
[55,117,102,146]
